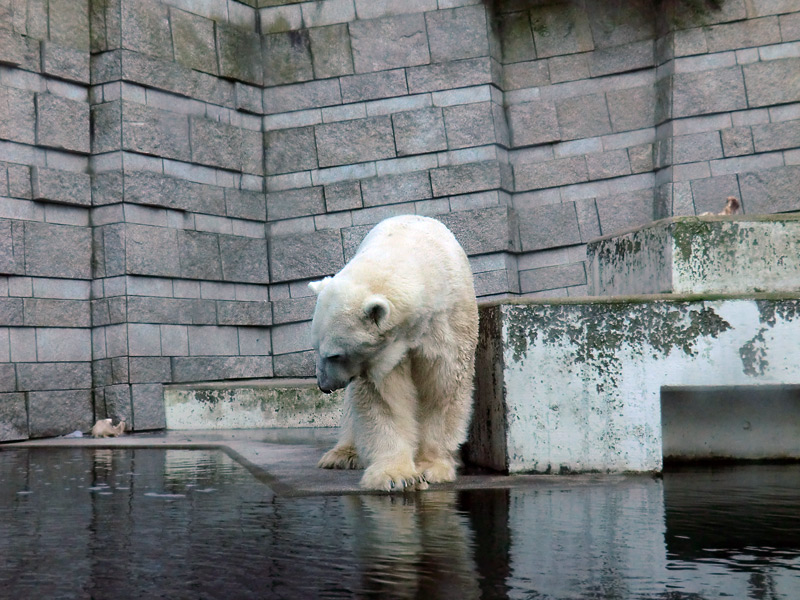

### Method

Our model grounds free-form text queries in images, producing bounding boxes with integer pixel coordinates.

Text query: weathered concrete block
[607,85,655,133]
[315,116,395,168]
[596,189,654,237]
[739,165,800,214]
[392,108,447,156]
[426,5,488,62]
[340,69,408,103]
[443,102,496,149]
[439,206,519,255]
[514,156,587,192]
[41,41,90,83]
[507,99,560,147]
[24,222,91,280]
[518,202,582,252]
[349,13,429,73]
[720,127,754,157]
[431,161,506,197]
[269,228,344,282]
[219,236,269,284]
[131,383,165,430]
[121,0,172,60]
[35,93,90,153]
[361,171,432,207]
[216,21,262,85]
[30,167,91,206]
[265,126,318,174]
[170,356,273,383]
[406,57,494,94]
[178,230,222,280]
[672,66,747,118]
[126,224,181,278]
[28,389,93,438]
[122,101,190,162]
[17,362,91,391]
[530,2,594,58]
[556,93,612,141]
[262,30,313,86]
[309,23,354,78]
[268,186,325,220]
[0,392,27,442]
[324,180,362,212]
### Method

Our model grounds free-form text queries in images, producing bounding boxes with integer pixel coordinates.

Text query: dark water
[1,449,799,599]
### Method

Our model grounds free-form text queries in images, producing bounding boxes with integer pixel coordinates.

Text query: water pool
[1,448,798,599]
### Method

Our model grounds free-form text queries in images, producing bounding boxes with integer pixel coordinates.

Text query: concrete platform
[0,429,643,496]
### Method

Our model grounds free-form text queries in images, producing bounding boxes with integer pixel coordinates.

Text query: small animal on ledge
[91,418,126,438]
[700,196,740,216]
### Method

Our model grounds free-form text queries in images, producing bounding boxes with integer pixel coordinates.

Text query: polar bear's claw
[361,464,427,493]
[318,445,360,470]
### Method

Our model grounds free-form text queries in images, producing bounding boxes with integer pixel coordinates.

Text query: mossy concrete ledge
[587,215,800,296]
[164,379,343,429]
[466,297,800,475]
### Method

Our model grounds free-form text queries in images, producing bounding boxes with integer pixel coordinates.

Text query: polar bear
[309,215,479,492]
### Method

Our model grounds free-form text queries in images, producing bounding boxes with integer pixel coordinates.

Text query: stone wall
[1,0,798,439]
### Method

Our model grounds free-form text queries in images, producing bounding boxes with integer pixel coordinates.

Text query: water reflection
[0,449,798,599]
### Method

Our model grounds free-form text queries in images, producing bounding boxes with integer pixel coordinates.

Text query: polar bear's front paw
[416,457,457,484]
[361,462,429,493]
[318,445,360,469]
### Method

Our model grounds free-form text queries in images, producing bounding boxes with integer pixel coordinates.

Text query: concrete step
[587,215,800,296]
[164,378,344,430]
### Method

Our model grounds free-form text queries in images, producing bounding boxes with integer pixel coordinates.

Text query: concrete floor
[3,428,643,496]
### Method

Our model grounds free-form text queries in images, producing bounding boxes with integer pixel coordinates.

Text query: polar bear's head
[308,276,395,393]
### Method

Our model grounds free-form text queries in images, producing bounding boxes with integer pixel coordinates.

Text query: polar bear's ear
[363,295,391,328]
[308,277,332,295]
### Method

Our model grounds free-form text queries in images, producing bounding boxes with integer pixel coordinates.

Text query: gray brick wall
[1,0,799,438]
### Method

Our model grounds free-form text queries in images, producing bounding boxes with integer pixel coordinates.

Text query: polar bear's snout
[316,353,353,393]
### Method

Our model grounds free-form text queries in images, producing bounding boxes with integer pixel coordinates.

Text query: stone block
[781,12,800,41]
[103,384,132,425]
[90,101,122,154]
[127,296,180,324]
[17,362,92,391]
[628,143,654,174]
[268,186,325,220]
[752,120,800,153]
[690,174,740,215]
[187,325,239,356]
[170,356,273,383]
[497,10,535,63]
[672,66,747,118]
[265,126,318,174]
[158,326,188,356]
[585,0,655,48]
[361,171,432,207]
[408,55,495,93]
[430,161,505,197]
[309,23,353,78]
[47,0,89,50]
[514,156,588,192]
[122,101,190,162]
[548,53,590,84]
[263,79,341,115]
[237,326,271,355]
[131,383,165,430]
[607,85,655,133]
[705,16,782,53]
[41,41,90,83]
[124,171,224,215]
[590,40,654,78]
[10,328,36,362]
[392,108,447,156]
[596,189,654,236]
[0,393,27,442]
[349,13,429,73]
[0,28,29,67]
[262,30,313,86]
[503,60,551,91]
[270,320,311,355]
[434,207,516,255]
[170,8,217,75]
[24,222,91,280]
[520,262,586,293]
[530,2,594,58]
[721,127,754,157]
[121,0,172,60]
[190,117,244,172]
[507,99,560,147]
[556,93,612,141]
[216,21,262,85]
[340,69,408,103]
[0,299,23,326]
[126,224,181,277]
[271,295,316,325]
[128,323,162,356]
[443,102,496,149]
[23,298,90,327]
[324,180,362,212]
[234,82,262,114]
[28,389,93,438]
[35,327,90,362]
[272,350,314,377]
[225,188,266,221]
[315,116,395,168]
[673,131,723,164]
[216,301,272,326]
[426,5,488,62]
[34,93,90,153]
[0,221,23,276]
[178,230,222,280]
[30,167,91,206]
[219,236,269,284]
[586,149,632,180]
[269,228,344,282]
[518,202,581,252]
[739,165,800,213]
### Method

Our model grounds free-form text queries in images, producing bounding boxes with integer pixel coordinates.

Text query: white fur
[310,215,479,492]
[91,418,125,438]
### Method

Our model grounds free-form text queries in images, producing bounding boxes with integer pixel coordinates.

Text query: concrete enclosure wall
[1,0,799,439]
